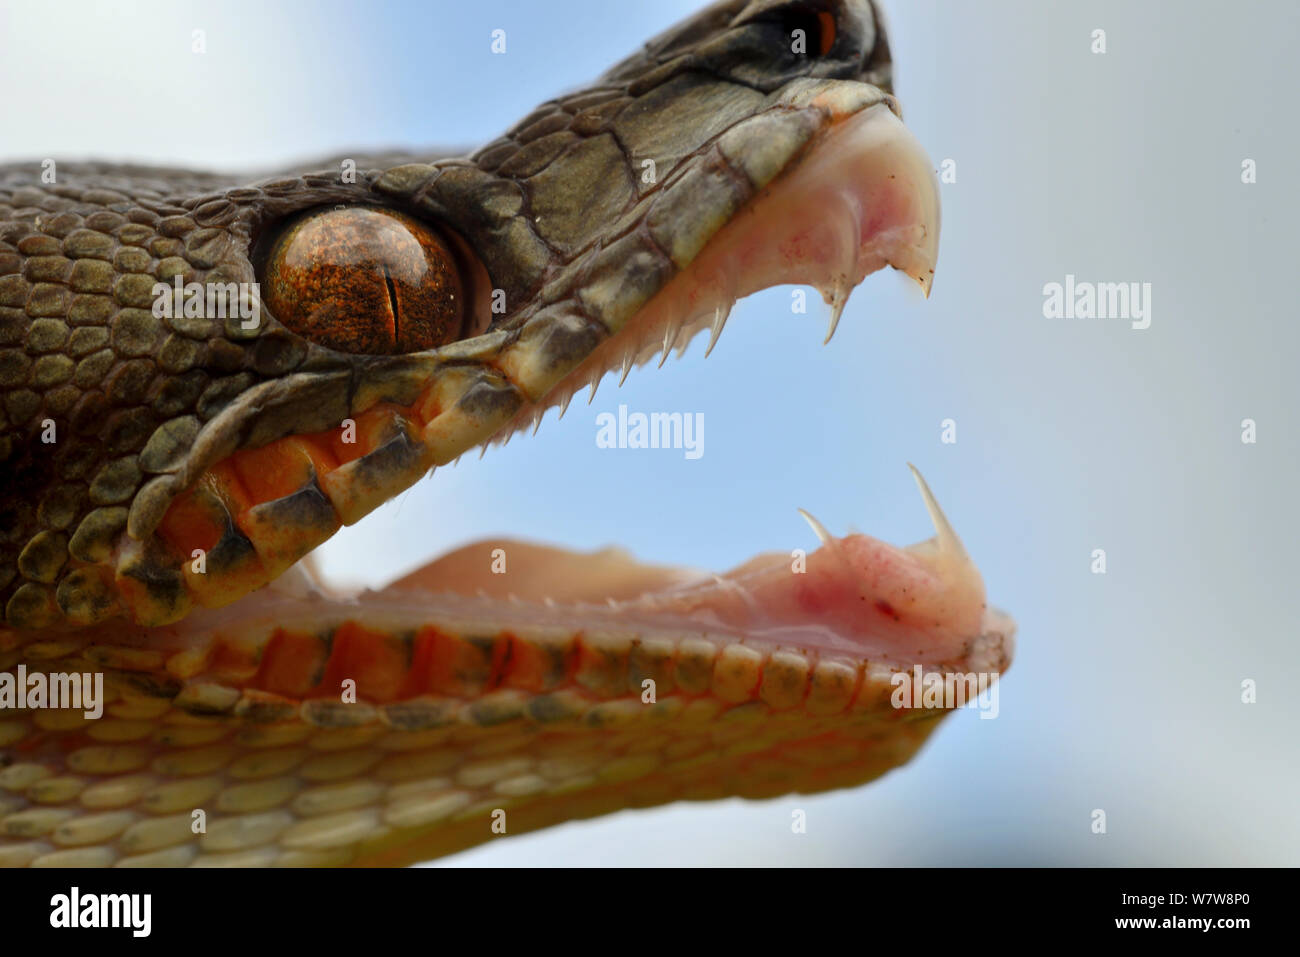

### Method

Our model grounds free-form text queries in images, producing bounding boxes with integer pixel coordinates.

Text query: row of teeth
[481,174,881,454]
[464,275,856,461]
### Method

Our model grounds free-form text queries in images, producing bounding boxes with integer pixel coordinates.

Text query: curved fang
[907,463,970,563]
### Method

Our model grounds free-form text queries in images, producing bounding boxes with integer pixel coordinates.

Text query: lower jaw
[167,463,1014,689]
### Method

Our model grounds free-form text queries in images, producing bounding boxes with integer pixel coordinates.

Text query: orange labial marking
[148,397,437,613]
[413,387,442,426]
[228,438,325,506]
[232,440,342,577]
[312,622,410,704]
[499,631,575,693]
[137,387,493,636]
[155,476,230,557]
[206,460,254,517]
[206,636,261,685]
[292,433,342,472]
[153,403,409,565]
[409,627,503,699]
[401,627,441,700]
[254,628,330,699]
[324,403,408,464]
[155,471,270,611]
[573,633,632,698]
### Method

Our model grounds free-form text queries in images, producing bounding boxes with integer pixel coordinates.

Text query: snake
[0,0,1014,867]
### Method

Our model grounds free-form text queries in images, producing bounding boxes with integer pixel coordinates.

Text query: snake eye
[260,206,471,354]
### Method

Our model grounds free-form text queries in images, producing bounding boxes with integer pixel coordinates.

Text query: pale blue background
[3,0,1296,865]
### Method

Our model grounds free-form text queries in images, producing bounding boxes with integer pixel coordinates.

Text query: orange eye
[261,206,467,354]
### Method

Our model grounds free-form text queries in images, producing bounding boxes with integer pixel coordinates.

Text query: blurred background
[3,0,1295,865]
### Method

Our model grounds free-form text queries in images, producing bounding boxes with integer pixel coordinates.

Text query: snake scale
[0,0,1013,867]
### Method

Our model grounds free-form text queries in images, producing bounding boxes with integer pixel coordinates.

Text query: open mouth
[0,4,1016,865]
[153,90,1011,703]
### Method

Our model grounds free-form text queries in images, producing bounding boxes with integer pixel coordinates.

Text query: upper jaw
[489,82,940,443]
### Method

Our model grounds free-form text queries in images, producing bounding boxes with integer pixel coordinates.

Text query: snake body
[0,0,1012,866]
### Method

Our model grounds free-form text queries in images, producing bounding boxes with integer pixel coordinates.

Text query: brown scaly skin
[0,2,999,867]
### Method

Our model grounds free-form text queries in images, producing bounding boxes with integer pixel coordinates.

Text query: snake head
[1,0,939,630]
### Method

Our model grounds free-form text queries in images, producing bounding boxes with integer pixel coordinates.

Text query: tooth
[530,410,544,436]
[557,390,573,420]
[704,304,730,358]
[823,280,852,345]
[907,463,969,562]
[587,374,601,404]
[658,322,678,368]
[618,350,635,387]
[796,507,834,546]
[841,198,863,277]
